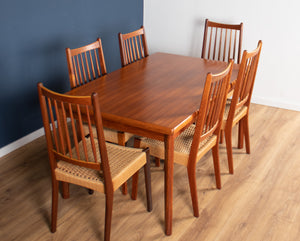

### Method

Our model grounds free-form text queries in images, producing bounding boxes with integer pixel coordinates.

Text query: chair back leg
[212,143,222,189]
[238,121,244,149]
[242,116,251,154]
[62,182,70,199]
[144,149,153,212]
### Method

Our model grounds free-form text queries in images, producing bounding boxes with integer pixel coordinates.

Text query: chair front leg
[187,164,199,217]
[51,179,59,233]
[225,126,234,174]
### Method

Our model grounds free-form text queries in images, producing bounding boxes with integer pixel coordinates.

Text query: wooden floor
[1,103,300,241]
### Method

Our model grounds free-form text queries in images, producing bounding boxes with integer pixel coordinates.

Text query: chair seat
[222,100,248,129]
[140,124,217,167]
[55,140,146,193]
[103,127,134,144]
[83,124,134,144]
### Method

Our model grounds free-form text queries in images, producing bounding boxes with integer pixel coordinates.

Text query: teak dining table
[66,52,239,235]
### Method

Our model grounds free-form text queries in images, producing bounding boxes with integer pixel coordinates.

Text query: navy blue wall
[0,0,143,148]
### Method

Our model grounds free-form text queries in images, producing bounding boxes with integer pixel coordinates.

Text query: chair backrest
[227,41,262,122]
[66,38,107,89]
[201,19,243,64]
[118,26,149,67]
[190,60,234,159]
[37,83,113,191]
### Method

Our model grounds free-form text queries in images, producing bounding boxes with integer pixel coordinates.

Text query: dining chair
[202,18,243,142]
[118,27,161,168]
[202,19,243,64]
[118,26,149,67]
[66,38,134,194]
[135,60,234,217]
[66,38,107,89]
[37,83,152,241]
[221,41,262,174]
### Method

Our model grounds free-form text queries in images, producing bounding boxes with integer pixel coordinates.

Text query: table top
[67,52,239,136]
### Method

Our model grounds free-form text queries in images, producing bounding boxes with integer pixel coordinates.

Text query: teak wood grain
[67,53,238,135]
[66,52,239,235]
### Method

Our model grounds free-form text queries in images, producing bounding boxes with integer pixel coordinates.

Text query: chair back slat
[223,29,228,61]
[66,38,107,89]
[60,100,73,156]
[213,28,218,60]
[90,49,97,79]
[76,104,90,161]
[139,35,144,58]
[67,102,81,158]
[46,99,57,151]
[135,36,141,59]
[53,100,66,155]
[207,29,213,59]
[232,30,237,62]
[83,52,91,81]
[73,55,82,86]
[131,38,136,61]
[228,41,262,122]
[125,39,132,64]
[119,26,149,67]
[202,19,243,64]
[79,54,87,83]
[189,60,233,161]
[226,29,231,62]
[218,29,223,60]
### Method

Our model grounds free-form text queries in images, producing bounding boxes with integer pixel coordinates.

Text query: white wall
[144,0,300,111]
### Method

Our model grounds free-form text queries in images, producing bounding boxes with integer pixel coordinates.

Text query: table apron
[102,119,167,141]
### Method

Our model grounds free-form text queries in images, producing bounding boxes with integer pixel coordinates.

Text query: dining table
[66,52,239,235]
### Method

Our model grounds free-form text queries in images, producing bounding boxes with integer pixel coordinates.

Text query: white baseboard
[0,127,45,158]
[0,96,299,159]
[251,96,300,112]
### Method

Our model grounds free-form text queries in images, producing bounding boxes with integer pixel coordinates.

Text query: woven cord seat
[140,125,217,167]
[56,140,147,193]
[222,99,248,130]
[83,125,134,144]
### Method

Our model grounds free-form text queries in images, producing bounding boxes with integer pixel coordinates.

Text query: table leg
[164,135,174,235]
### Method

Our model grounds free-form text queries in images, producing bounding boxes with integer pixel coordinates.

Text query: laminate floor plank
[1,104,300,241]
